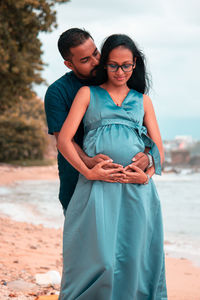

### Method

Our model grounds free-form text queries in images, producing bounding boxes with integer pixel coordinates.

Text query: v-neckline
[98,86,132,107]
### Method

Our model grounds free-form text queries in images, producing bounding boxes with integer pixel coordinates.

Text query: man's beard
[72,64,96,81]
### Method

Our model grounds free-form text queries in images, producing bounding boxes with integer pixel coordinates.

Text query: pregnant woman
[57,34,168,300]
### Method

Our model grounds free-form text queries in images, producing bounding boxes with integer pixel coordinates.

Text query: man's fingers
[96,159,113,167]
[96,154,111,160]
[96,159,124,169]
[95,157,105,163]
[132,152,144,161]
[103,162,124,169]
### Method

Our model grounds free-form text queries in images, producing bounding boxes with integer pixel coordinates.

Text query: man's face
[65,38,100,79]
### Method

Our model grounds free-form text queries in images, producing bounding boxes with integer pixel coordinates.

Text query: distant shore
[0,164,200,299]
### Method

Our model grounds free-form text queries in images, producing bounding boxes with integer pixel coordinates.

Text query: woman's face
[106,46,134,87]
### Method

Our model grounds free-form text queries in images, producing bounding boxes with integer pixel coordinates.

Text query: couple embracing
[45,28,167,300]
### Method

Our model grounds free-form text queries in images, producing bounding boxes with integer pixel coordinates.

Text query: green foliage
[0,0,69,161]
[0,0,69,111]
[0,97,48,161]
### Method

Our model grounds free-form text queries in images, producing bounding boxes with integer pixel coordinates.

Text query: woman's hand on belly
[85,159,126,182]
[118,164,148,184]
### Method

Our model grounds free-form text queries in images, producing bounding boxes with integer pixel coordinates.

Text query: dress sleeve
[44,84,69,135]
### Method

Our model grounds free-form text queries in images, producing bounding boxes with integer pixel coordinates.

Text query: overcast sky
[35,0,200,139]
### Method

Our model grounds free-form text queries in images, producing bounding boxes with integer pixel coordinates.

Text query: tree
[0,96,47,161]
[0,0,69,161]
[0,0,69,111]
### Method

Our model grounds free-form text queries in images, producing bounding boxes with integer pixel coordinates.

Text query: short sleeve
[44,84,69,135]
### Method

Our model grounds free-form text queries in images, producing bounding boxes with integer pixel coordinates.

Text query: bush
[0,96,47,161]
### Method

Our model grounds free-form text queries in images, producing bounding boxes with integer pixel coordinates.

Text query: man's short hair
[58,28,93,60]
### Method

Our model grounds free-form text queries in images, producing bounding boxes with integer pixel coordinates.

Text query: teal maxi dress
[59,86,168,300]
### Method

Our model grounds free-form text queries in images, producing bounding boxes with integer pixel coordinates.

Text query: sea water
[0,173,200,266]
[154,172,200,266]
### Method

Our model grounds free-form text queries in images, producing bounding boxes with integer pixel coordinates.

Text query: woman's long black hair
[94,34,151,94]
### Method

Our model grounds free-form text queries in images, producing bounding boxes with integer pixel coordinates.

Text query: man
[44,28,150,211]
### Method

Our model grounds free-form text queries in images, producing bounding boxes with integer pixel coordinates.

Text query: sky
[35,0,200,140]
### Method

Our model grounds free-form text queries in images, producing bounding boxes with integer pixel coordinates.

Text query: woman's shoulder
[76,86,91,99]
[73,86,91,107]
[79,85,99,93]
[143,93,152,103]
[78,86,90,94]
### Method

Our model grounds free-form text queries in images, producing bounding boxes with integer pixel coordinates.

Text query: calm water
[0,173,200,265]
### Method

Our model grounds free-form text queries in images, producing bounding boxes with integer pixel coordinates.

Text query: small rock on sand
[7,279,36,292]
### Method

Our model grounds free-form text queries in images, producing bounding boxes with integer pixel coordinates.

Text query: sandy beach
[0,164,200,299]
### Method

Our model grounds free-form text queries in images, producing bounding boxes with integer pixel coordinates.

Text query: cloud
[162,0,200,26]
[55,0,164,23]
[36,0,200,124]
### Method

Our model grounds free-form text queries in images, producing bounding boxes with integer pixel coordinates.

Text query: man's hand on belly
[130,152,149,171]
[85,153,112,169]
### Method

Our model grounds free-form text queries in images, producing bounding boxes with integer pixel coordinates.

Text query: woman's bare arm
[57,86,91,176]
[57,86,124,181]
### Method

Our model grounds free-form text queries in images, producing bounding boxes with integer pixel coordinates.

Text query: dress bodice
[83,86,161,175]
[83,86,144,129]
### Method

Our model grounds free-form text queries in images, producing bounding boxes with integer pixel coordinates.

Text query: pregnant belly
[84,125,145,167]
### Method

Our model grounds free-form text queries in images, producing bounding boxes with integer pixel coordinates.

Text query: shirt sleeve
[44,84,69,135]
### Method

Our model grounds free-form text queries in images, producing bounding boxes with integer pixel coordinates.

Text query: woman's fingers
[91,160,126,181]
[106,167,125,175]
[100,172,126,182]
[111,173,126,179]
[105,173,126,182]
[93,160,147,183]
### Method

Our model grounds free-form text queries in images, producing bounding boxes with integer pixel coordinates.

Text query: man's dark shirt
[44,71,90,209]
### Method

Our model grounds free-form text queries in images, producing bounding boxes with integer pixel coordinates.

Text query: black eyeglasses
[106,63,135,72]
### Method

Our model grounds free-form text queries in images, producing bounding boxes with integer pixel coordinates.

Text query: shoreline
[0,215,200,300]
[0,165,200,299]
